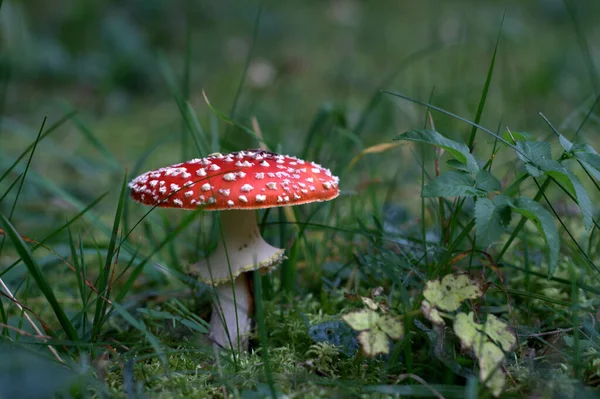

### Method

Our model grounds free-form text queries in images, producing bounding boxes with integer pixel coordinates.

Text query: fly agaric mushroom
[128,149,339,349]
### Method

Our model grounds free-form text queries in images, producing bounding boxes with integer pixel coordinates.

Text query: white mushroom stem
[193,209,285,349]
[209,273,253,349]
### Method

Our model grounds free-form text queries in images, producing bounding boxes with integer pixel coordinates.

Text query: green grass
[2,1,600,398]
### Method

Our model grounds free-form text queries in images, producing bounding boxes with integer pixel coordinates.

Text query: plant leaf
[558,134,573,153]
[453,313,511,397]
[514,140,593,230]
[357,330,389,356]
[378,314,404,340]
[515,140,553,177]
[423,274,483,312]
[579,157,600,181]
[361,297,379,311]
[478,342,506,397]
[394,130,479,173]
[342,309,379,331]
[572,145,600,181]
[502,130,528,143]
[508,197,559,274]
[422,171,484,197]
[446,159,471,172]
[479,314,516,352]
[475,170,501,193]
[475,198,508,248]
[454,312,486,352]
[421,300,445,326]
[545,168,593,231]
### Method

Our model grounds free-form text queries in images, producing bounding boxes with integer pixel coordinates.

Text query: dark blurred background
[1,0,600,210]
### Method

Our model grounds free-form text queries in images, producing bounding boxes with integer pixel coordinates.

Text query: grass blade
[111,301,168,369]
[224,3,263,142]
[253,268,276,398]
[0,111,76,184]
[467,12,504,150]
[0,212,78,341]
[92,172,128,340]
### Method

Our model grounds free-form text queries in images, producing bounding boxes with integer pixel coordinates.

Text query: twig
[0,323,50,339]
[523,327,576,337]
[0,277,64,363]
[251,116,269,151]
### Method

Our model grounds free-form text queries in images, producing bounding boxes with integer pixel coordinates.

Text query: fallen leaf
[424,274,482,312]
[342,309,379,331]
[357,330,389,356]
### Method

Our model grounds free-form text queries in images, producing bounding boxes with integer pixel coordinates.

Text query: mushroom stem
[196,210,285,285]
[209,273,253,349]
[195,209,285,349]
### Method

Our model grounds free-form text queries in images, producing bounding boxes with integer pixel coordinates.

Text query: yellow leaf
[421,300,445,326]
[378,314,404,340]
[361,297,379,310]
[478,341,506,397]
[454,312,485,352]
[480,314,516,352]
[423,274,482,312]
[357,330,389,356]
[342,309,379,331]
[454,312,511,397]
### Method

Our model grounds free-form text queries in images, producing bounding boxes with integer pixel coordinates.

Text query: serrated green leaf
[513,140,593,230]
[558,134,573,153]
[576,151,600,181]
[545,168,593,231]
[480,314,516,352]
[394,130,479,173]
[378,314,404,340]
[475,170,501,193]
[580,159,600,181]
[423,274,483,312]
[493,196,513,228]
[515,140,553,164]
[475,198,506,248]
[342,309,379,331]
[502,131,528,143]
[357,330,389,356]
[422,171,484,197]
[421,300,445,326]
[509,197,559,274]
[515,140,553,177]
[478,342,506,397]
[446,159,471,172]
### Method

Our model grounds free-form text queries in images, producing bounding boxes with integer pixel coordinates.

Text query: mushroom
[128,149,340,349]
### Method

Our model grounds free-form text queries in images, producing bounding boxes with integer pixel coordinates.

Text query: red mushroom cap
[128,149,340,210]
